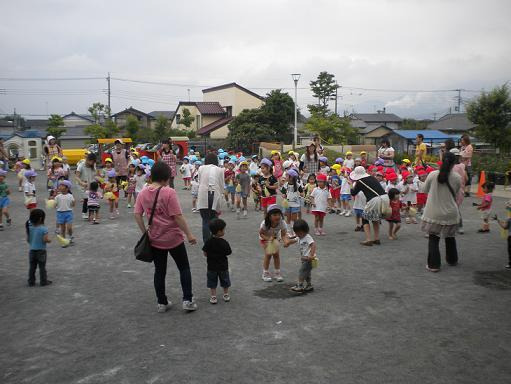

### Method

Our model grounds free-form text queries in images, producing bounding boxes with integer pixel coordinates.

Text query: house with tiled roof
[112,107,155,130]
[427,113,476,135]
[171,83,265,139]
[350,110,403,131]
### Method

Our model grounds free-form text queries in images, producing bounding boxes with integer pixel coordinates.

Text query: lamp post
[291,74,301,150]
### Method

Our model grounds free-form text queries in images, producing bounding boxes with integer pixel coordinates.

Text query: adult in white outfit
[197,152,225,243]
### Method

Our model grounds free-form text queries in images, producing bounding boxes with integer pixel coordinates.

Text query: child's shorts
[56,210,73,224]
[330,189,341,200]
[341,194,352,201]
[353,208,363,218]
[386,219,401,224]
[261,195,276,208]
[0,196,10,209]
[236,192,248,199]
[207,270,231,289]
[88,205,100,213]
[286,206,301,214]
[26,203,37,210]
[226,185,235,194]
[311,210,326,218]
[191,191,198,198]
[183,177,191,181]
[480,210,491,220]
[416,193,427,206]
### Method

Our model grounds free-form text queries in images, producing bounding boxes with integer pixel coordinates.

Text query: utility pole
[13,108,17,130]
[291,74,301,150]
[456,89,462,113]
[334,82,338,116]
[187,88,191,101]
[107,72,111,117]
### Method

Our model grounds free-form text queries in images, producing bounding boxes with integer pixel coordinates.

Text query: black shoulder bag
[134,187,162,263]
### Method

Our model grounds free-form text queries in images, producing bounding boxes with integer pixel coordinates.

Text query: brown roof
[197,116,234,136]
[176,102,226,116]
[202,82,265,101]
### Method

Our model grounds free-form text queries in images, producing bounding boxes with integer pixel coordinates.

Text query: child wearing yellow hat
[17,158,32,192]
[344,152,355,170]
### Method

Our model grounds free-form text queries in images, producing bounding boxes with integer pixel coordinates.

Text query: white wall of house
[63,115,92,127]
[203,86,264,117]
[4,136,42,168]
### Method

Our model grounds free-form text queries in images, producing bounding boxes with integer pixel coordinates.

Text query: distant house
[148,111,175,120]
[359,125,394,145]
[350,111,403,131]
[386,129,457,154]
[0,130,43,168]
[171,83,265,139]
[427,113,476,135]
[112,107,155,130]
[62,112,95,127]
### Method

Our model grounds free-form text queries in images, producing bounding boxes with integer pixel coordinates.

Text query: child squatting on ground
[287,219,317,293]
[202,218,232,304]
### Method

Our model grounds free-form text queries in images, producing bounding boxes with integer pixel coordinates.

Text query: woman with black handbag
[134,161,198,313]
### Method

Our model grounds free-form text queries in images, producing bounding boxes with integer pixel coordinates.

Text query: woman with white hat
[349,166,389,246]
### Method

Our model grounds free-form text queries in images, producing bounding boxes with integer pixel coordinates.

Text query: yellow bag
[281,199,289,209]
[45,199,56,209]
[235,184,242,193]
[265,238,280,254]
[501,227,509,239]
[311,257,319,269]
[263,186,270,197]
[56,234,70,248]
[409,207,417,216]
[103,191,114,200]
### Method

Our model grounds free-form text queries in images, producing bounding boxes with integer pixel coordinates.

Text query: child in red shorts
[310,173,331,236]
[258,158,278,215]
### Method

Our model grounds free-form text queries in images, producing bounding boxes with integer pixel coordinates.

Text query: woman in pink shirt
[134,161,198,313]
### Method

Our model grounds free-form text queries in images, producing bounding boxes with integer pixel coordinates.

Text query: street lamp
[291,74,301,150]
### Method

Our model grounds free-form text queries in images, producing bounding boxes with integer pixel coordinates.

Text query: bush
[472,154,511,174]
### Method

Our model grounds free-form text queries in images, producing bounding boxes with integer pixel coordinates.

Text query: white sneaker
[82,213,88,220]
[18,186,23,192]
[209,296,217,304]
[157,302,172,313]
[274,273,284,282]
[236,209,240,219]
[344,211,351,217]
[262,272,272,282]
[339,210,345,215]
[231,206,235,212]
[182,300,198,311]
[243,210,247,218]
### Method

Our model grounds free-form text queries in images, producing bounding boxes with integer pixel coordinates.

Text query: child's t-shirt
[259,175,278,197]
[352,191,367,210]
[24,181,36,206]
[344,159,355,169]
[87,190,102,207]
[281,183,303,207]
[0,182,8,198]
[388,199,401,222]
[181,163,193,178]
[401,181,418,204]
[417,180,427,193]
[28,224,48,250]
[236,172,251,195]
[298,234,315,259]
[311,187,331,213]
[224,169,235,186]
[385,182,402,194]
[249,162,259,175]
[481,193,492,211]
[259,220,288,240]
[55,193,75,211]
[134,174,146,193]
[202,236,232,272]
[340,177,351,195]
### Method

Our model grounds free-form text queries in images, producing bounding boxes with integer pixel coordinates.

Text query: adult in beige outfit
[421,152,461,272]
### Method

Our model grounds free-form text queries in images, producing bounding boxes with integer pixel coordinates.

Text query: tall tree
[179,108,195,130]
[88,102,110,124]
[125,115,140,140]
[305,112,358,144]
[308,71,338,117]
[153,116,169,142]
[262,89,295,140]
[467,84,511,152]
[46,114,66,139]
[228,108,272,150]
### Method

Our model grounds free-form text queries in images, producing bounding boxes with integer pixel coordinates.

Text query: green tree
[46,114,66,139]
[228,108,273,150]
[125,115,140,140]
[305,112,358,144]
[84,119,120,141]
[153,116,169,142]
[88,102,110,124]
[262,89,295,140]
[401,118,429,130]
[179,108,195,130]
[308,71,338,117]
[467,84,511,153]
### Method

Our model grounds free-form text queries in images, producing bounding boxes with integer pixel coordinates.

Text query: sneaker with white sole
[223,294,231,302]
[157,302,173,313]
[209,296,218,304]
[291,284,304,292]
[274,273,284,282]
[262,272,272,282]
[304,283,314,292]
[344,211,351,217]
[82,213,89,220]
[243,210,247,218]
[182,300,198,311]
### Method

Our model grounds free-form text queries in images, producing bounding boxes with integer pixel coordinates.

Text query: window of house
[176,114,181,124]
[28,140,37,146]
[29,148,37,158]
[225,106,232,117]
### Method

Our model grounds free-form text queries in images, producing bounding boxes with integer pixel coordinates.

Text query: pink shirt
[134,186,185,250]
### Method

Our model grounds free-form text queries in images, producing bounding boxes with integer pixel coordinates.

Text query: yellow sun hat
[132,151,140,157]
[270,150,281,156]
[51,156,62,162]
[105,158,113,163]
[360,151,367,155]
[22,159,31,165]
[402,158,411,164]
[239,161,249,166]
[346,151,353,156]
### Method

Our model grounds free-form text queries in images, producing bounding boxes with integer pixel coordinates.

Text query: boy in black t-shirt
[202,218,232,304]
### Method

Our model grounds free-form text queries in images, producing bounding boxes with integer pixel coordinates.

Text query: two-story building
[171,83,265,139]
[112,107,155,131]
[350,110,403,145]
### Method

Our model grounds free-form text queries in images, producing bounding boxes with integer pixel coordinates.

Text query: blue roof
[391,130,455,142]
[0,130,43,140]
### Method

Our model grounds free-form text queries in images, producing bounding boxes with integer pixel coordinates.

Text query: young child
[360,151,368,168]
[126,163,137,208]
[251,174,261,211]
[400,172,418,224]
[387,188,402,240]
[18,158,31,192]
[328,174,341,214]
[235,161,251,218]
[475,181,495,233]
[0,170,12,230]
[304,174,317,214]
[281,169,303,235]
[54,180,75,244]
[259,205,289,282]
[495,201,511,269]
[288,219,316,293]
[352,190,366,232]
[271,151,283,180]
[310,173,331,235]
[25,209,52,286]
[24,170,37,210]
[258,158,278,215]
[87,181,102,224]
[344,152,354,170]
[385,172,400,193]
[376,171,387,190]
[202,218,232,304]
[339,171,352,217]
[47,157,64,199]
[104,169,119,219]
[134,165,146,200]
[191,169,200,213]
[180,156,193,190]
[318,157,329,175]
[224,160,236,211]
[416,170,428,213]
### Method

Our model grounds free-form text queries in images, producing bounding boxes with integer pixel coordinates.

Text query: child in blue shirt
[25,209,52,286]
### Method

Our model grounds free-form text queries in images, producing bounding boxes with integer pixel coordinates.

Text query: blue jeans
[199,191,217,244]
[151,242,193,304]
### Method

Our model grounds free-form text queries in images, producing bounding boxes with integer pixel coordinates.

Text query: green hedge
[472,154,511,174]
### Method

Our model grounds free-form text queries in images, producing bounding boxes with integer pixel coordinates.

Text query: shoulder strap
[148,187,162,227]
[358,179,380,196]
[445,180,457,200]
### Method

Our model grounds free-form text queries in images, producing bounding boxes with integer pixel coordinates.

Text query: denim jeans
[151,242,193,304]
[28,250,47,284]
[199,191,217,244]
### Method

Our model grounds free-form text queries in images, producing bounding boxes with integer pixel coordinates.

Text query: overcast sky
[1,0,510,120]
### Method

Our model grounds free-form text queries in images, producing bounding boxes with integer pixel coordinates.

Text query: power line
[0,77,104,81]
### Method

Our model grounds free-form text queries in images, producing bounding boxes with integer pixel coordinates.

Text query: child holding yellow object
[259,205,290,282]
